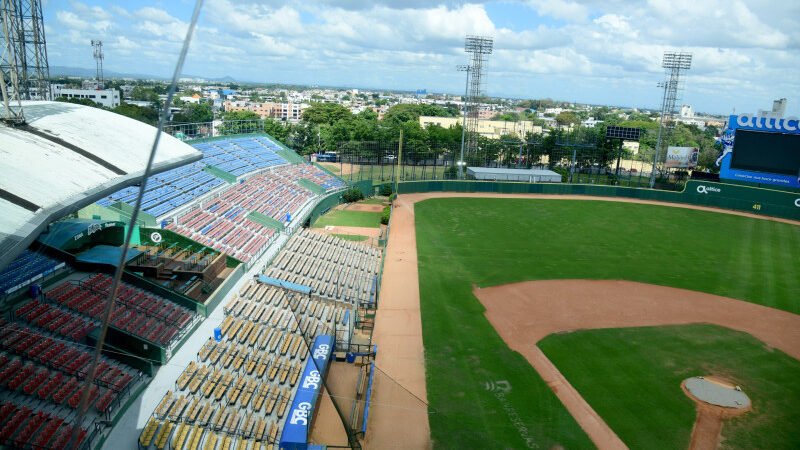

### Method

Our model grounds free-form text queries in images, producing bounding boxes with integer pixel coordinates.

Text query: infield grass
[414,198,800,448]
[312,209,381,228]
[538,324,800,449]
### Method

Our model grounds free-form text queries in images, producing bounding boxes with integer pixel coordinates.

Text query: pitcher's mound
[683,376,750,411]
[682,376,750,450]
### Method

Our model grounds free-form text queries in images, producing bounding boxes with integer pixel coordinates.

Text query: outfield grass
[312,209,381,228]
[538,324,800,449]
[417,198,800,314]
[414,198,800,448]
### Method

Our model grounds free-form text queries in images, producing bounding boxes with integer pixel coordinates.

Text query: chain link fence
[327,140,688,190]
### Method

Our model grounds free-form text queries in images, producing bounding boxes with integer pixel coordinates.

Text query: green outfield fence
[391,180,800,221]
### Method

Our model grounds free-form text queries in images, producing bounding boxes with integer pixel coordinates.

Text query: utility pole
[395,129,402,194]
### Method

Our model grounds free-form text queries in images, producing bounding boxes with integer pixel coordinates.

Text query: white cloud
[525,0,589,22]
[44,0,800,114]
[136,7,175,24]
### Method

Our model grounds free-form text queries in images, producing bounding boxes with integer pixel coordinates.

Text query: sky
[43,0,799,116]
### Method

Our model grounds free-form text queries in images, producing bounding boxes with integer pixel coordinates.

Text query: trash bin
[346,352,356,363]
[213,327,222,342]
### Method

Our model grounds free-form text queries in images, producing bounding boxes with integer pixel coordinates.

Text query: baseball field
[406,195,800,449]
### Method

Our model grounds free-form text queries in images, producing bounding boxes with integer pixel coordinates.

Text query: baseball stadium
[0,6,798,448]
[0,92,798,450]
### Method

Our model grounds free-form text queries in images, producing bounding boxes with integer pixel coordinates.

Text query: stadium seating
[0,250,65,296]
[167,164,343,262]
[15,299,98,341]
[265,229,382,305]
[45,274,196,347]
[135,248,355,448]
[0,313,141,450]
[96,162,226,218]
[193,136,288,177]
[166,165,336,263]
[0,318,138,396]
[96,136,344,221]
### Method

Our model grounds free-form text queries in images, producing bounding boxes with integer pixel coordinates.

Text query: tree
[113,103,159,126]
[263,118,289,142]
[172,102,213,123]
[218,110,261,135]
[55,96,100,108]
[555,111,578,127]
[302,102,352,126]
[130,86,159,103]
[382,104,455,126]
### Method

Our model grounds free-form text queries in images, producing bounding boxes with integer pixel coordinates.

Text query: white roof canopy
[0,101,202,269]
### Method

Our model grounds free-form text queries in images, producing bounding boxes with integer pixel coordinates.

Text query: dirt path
[364,195,431,449]
[366,192,798,450]
[475,280,800,449]
[344,203,386,212]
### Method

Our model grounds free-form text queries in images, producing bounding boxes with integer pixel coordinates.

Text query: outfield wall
[393,180,800,221]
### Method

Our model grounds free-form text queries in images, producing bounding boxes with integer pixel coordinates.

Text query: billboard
[665,146,699,168]
[717,114,800,189]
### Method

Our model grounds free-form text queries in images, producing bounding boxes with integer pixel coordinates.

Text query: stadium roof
[0,101,202,270]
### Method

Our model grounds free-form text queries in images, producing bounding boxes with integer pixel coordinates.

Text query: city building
[419,116,543,140]
[772,98,787,118]
[582,117,603,128]
[223,100,306,122]
[50,84,121,108]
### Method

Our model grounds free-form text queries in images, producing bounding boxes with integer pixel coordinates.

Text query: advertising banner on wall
[665,146,699,168]
[717,114,800,189]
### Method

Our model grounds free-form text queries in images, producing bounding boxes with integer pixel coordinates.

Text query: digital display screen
[730,130,800,176]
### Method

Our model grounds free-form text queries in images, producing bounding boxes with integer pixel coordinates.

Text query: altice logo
[736,114,799,132]
[696,185,721,194]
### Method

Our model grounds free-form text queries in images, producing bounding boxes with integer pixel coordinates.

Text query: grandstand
[136,275,350,450]
[1,101,378,450]
[43,274,198,349]
[96,162,225,218]
[93,134,346,221]
[127,242,230,303]
[193,136,288,176]
[0,101,204,450]
[265,229,382,306]
[166,164,345,264]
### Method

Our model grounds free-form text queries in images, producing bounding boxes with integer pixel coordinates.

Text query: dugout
[467,167,562,183]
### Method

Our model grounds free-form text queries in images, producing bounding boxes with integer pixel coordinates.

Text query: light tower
[650,51,692,188]
[91,39,103,88]
[456,63,470,179]
[463,35,493,163]
[0,0,50,123]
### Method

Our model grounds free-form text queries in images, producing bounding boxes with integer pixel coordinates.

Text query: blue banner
[718,114,800,188]
[280,335,334,450]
